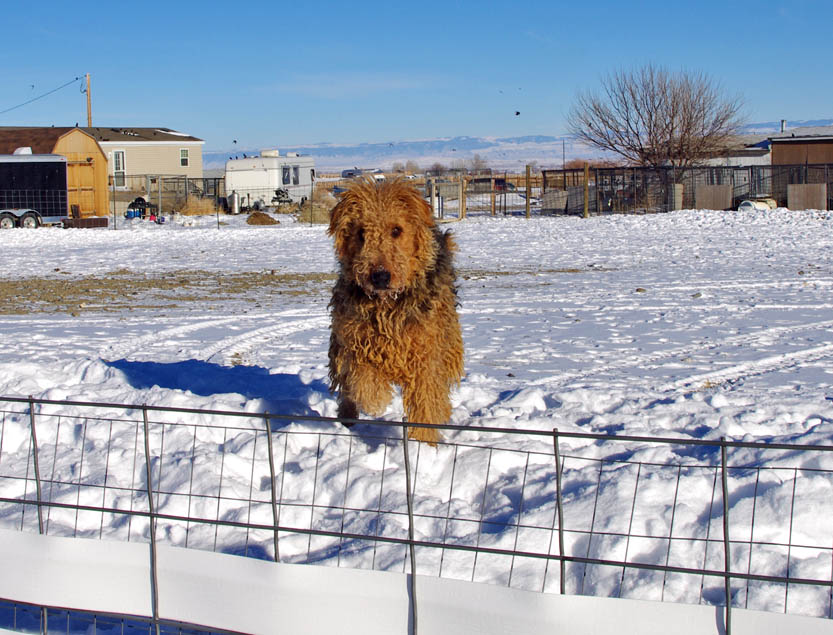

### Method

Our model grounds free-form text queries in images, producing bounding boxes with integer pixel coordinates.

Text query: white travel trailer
[224,150,315,210]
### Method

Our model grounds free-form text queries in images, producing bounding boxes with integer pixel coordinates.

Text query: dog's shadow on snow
[106,359,330,420]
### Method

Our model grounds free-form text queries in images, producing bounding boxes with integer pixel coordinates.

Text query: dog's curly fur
[327,178,463,443]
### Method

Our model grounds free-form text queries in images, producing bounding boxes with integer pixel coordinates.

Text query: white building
[225,150,315,208]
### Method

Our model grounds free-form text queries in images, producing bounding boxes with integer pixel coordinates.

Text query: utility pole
[86,73,92,126]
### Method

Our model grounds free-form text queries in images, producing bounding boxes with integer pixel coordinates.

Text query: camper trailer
[0,151,68,228]
[224,150,315,211]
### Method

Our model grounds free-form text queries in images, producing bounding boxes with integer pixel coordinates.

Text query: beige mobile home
[82,127,204,182]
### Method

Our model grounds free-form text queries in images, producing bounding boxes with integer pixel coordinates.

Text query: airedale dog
[327,178,463,444]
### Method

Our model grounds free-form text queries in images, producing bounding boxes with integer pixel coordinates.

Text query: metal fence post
[401,425,418,635]
[553,428,566,595]
[28,396,47,635]
[27,396,44,534]
[721,438,732,635]
[142,406,161,635]
[111,175,117,229]
[459,176,466,220]
[264,414,281,563]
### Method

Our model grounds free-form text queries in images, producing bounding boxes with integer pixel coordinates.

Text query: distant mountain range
[203,119,833,173]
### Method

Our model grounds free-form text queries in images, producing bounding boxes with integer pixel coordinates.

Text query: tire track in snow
[530,318,833,388]
[658,343,833,392]
[101,311,320,360]
[101,314,264,360]
[199,314,329,365]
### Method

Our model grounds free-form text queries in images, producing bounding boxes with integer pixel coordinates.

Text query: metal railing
[1,395,833,634]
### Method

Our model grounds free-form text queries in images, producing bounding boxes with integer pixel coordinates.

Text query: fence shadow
[105,359,330,419]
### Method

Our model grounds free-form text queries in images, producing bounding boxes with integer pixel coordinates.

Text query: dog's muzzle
[370,268,391,290]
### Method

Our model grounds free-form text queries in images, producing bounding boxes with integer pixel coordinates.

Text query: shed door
[67,159,96,217]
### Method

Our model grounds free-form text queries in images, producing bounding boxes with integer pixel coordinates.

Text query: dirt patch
[246,212,281,225]
[0,266,614,316]
[0,271,337,315]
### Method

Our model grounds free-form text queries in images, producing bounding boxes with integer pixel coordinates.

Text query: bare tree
[567,65,745,169]
[427,162,447,177]
[469,153,489,173]
[405,160,420,174]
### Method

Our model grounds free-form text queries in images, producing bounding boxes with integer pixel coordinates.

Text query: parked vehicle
[225,150,315,211]
[0,151,68,228]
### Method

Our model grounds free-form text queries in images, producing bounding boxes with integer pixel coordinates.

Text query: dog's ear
[328,193,354,262]
[399,185,435,228]
[328,194,346,237]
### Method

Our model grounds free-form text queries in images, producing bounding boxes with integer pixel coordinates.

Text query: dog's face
[329,179,436,299]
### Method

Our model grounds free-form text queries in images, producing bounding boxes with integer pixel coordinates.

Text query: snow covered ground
[1,206,833,621]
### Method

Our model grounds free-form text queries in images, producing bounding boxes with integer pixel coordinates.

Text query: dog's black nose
[371,269,391,290]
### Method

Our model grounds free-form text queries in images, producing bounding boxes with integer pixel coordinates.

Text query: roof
[0,126,202,154]
[769,125,833,143]
[0,127,81,154]
[82,127,203,144]
[718,133,771,151]
[0,154,66,164]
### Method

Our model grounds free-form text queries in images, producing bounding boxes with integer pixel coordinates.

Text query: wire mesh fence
[1,395,832,632]
[109,176,227,220]
[0,599,228,635]
[542,164,833,214]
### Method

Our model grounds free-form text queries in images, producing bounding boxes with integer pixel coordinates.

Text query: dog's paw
[407,425,441,446]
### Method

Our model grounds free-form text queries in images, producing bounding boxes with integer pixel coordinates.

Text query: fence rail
[1,395,832,634]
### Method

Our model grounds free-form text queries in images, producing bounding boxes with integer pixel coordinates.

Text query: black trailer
[0,153,68,228]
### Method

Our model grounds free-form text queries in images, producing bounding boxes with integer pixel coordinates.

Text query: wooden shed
[770,128,833,165]
[0,127,109,218]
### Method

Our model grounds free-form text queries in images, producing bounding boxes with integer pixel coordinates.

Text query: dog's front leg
[341,363,393,421]
[402,374,450,445]
[336,395,360,426]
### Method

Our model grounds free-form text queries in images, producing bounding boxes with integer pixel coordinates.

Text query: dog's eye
[391,226,402,238]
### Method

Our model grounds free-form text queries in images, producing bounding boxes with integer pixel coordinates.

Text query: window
[292,166,300,185]
[282,166,291,185]
[180,149,189,167]
[113,150,126,187]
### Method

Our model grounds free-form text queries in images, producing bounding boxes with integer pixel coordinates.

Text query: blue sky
[2,0,830,151]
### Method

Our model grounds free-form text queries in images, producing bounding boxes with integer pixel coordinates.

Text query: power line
[0,75,83,116]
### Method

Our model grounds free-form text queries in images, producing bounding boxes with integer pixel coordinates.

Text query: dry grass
[272,203,299,215]
[177,198,221,216]
[297,187,337,224]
